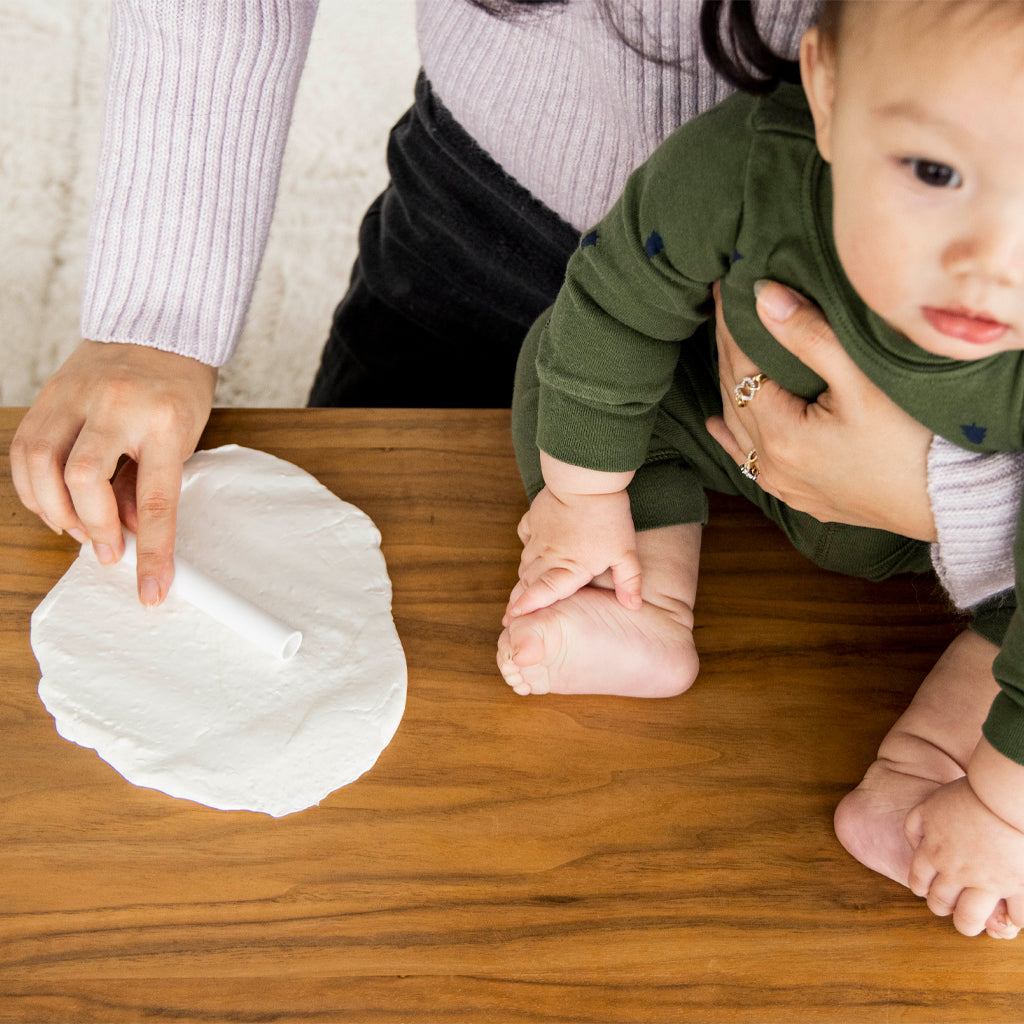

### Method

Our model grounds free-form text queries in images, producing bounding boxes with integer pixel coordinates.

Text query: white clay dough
[31,445,407,817]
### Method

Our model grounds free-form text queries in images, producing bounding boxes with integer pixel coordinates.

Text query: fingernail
[94,543,115,565]
[139,577,161,608]
[40,515,63,537]
[68,528,88,544]
[754,280,800,322]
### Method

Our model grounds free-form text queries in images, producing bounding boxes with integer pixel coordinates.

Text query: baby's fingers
[611,552,643,610]
[986,899,1021,940]
[952,887,1004,937]
[508,564,590,618]
[516,509,533,546]
[904,809,937,899]
[503,579,528,626]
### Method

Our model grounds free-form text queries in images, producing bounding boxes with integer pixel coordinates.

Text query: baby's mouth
[921,307,1009,345]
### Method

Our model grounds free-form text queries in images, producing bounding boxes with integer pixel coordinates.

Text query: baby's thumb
[511,565,584,618]
[612,553,643,610]
[903,804,925,850]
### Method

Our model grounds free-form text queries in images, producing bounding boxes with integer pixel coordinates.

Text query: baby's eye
[902,159,963,189]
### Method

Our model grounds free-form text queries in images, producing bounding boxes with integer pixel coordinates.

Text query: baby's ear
[800,27,836,163]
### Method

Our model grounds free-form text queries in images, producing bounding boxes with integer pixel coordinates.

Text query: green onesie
[512,82,1024,763]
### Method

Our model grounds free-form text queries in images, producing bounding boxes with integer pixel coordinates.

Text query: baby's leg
[834,629,1017,936]
[497,522,701,697]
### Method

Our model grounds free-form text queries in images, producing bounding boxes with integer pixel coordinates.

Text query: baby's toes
[497,625,546,695]
[496,629,523,688]
[986,900,1020,940]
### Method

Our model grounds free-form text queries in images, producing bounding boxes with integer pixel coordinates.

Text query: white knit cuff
[928,434,1021,609]
[81,0,318,366]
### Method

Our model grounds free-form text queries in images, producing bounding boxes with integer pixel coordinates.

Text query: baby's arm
[505,452,642,620]
[905,738,1024,936]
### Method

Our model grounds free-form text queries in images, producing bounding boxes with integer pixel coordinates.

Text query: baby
[498,0,1024,938]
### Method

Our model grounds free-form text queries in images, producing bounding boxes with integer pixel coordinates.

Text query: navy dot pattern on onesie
[644,231,664,257]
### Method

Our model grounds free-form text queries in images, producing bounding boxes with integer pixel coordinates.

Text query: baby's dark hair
[699,0,841,95]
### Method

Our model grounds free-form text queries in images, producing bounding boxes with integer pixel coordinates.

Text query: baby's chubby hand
[504,482,642,622]
[905,774,1024,938]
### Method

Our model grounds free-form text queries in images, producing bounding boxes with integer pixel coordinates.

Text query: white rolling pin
[109,530,303,661]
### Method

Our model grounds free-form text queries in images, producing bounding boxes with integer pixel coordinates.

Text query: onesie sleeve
[981,484,1024,763]
[534,96,755,472]
[928,435,1022,608]
[80,0,318,367]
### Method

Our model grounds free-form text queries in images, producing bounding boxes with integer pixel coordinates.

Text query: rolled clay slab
[31,445,407,817]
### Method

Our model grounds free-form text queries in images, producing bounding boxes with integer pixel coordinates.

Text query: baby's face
[802,1,1024,360]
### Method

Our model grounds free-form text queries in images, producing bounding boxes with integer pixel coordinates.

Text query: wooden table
[1,407,1020,1023]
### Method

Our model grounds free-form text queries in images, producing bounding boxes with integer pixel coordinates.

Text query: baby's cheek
[834,223,910,325]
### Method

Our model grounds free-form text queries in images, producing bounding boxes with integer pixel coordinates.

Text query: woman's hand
[707,281,937,541]
[10,340,218,605]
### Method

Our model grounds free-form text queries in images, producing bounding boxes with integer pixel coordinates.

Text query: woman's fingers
[10,405,88,540]
[704,413,745,465]
[10,340,217,604]
[709,280,936,538]
[712,282,759,454]
[754,281,862,401]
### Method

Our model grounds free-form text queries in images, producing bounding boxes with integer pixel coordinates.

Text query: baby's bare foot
[835,760,1019,939]
[834,759,940,887]
[496,585,698,697]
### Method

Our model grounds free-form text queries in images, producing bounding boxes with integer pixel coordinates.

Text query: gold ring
[733,373,769,408]
[740,448,759,482]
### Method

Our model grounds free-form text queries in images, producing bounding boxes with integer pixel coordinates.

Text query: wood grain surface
[2,406,1020,1023]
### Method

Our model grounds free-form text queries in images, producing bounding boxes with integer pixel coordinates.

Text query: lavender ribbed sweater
[82,0,817,365]
[82,0,318,367]
[418,0,812,231]
[78,0,1017,607]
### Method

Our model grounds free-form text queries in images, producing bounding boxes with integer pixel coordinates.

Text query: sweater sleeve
[928,434,1022,608]
[81,0,318,367]
[535,97,753,472]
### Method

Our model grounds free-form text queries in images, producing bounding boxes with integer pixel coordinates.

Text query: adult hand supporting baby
[706,281,937,542]
[10,340,218,607]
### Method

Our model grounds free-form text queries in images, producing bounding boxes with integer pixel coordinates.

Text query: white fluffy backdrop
[0,1,419,409]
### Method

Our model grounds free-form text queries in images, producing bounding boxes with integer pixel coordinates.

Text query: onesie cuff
[536,386,658,474]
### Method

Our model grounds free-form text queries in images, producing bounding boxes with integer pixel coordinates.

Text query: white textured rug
[0,1,418,408]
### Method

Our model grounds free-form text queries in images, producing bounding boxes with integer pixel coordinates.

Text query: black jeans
[308,73,580,408]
